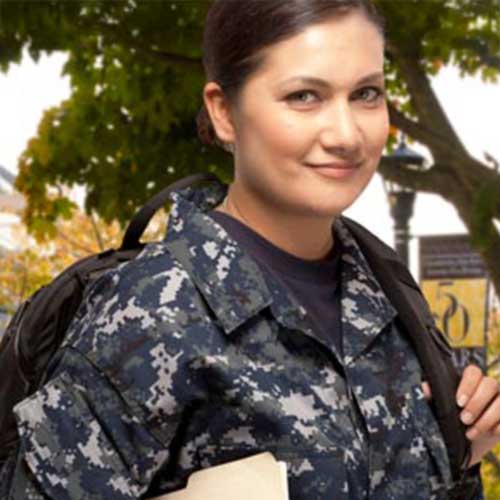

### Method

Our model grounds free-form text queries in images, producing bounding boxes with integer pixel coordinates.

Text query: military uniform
[5,179,484,499]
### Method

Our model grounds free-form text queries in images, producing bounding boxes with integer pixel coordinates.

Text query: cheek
[240,97,306,158]
[372,111,390,150]
[256,115,307,158]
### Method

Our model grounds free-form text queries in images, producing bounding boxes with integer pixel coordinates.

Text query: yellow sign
[421,278,488,348]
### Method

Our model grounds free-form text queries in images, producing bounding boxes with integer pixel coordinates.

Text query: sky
[0,48,499,278]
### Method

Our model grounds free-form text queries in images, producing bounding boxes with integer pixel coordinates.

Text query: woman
[5,1,499,499]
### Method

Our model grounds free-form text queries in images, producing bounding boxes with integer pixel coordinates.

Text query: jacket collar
[334,220,397,365]
[163,177,396,364]
[163,179,274,335]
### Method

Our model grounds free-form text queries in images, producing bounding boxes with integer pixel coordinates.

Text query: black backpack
[0,172,480,499]
[0,171,219,469]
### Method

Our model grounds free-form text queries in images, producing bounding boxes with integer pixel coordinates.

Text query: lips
[308,162,361,169]
[306,161,363,180]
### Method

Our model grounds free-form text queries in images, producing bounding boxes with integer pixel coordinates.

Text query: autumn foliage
[0,207,167,314]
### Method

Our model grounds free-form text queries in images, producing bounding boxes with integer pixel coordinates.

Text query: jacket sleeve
[8,347,182,500]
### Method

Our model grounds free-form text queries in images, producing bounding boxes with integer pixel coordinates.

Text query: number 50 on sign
[421,278,488,348]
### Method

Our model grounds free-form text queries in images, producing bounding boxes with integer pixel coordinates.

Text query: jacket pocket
[211,444,348,500]
[13,365,173,500]
[410,383,454,495]
[13,374,137,499]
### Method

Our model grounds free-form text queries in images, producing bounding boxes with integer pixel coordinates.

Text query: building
[0,164,25,253]
[0,164,24,336]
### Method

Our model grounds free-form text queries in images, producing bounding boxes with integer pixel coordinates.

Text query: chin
[307,190,362,215]
[299,201,351,220]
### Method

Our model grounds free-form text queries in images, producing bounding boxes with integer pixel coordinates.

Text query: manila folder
[152,451,288,500]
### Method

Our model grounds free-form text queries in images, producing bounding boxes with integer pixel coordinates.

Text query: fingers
[421,381,432,402]
[460,376,500,440]
[422,365,500,442]
[465,395,500,439]
[456,364,483,408]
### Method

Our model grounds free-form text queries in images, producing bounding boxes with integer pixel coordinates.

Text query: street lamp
[381,133,426,268]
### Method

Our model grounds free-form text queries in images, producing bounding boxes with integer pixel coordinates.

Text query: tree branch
[387,102,462,160]
[453,206,500,298]
[385,41,469,160]
[130,44,202,71]
[56,229,94,255]
[378,158,452,193]
[460,157,500,220]
[478,222,500,298]
[93,21,203,72]
[484,152,500,172]
[17,263,28,308]
[90,212,105,252]
[453,37,500,71]
[386,103,500,220]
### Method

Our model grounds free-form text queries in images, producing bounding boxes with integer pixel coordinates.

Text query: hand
[421,364,500,467]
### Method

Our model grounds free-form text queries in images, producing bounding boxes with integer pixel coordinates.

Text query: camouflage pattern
[4,178,483,499]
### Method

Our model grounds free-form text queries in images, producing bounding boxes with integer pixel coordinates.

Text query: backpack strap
[340,216,478,496]
[120,172,220,251]
[0,172,222,469]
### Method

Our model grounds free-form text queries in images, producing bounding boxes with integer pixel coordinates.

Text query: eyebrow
[279,71,385,88]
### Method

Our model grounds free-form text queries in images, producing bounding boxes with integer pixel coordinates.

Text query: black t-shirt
[207,210,343,360]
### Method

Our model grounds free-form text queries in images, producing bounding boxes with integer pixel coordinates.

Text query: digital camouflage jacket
[5,179,483,499]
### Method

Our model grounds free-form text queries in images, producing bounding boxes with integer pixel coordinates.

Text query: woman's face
[225,9,389,219]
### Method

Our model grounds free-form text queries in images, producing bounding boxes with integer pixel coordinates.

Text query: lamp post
[381,133,426,268]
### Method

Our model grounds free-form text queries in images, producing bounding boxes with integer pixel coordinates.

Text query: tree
[482,441,500,498]
[374,0,500,297]
[0,204,167,314]
[0,0,499,296]
[0,0,230,240]
[1,2,499,491]
[483,305,500,490]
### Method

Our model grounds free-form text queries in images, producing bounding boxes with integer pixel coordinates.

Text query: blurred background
[0,0,499,495]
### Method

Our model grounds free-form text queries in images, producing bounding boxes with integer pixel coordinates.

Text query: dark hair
[196,0,386,151]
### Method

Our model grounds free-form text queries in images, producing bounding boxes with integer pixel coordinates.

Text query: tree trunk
[380,39,500,297]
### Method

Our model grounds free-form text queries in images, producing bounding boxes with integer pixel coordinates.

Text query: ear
[203,81,237,145]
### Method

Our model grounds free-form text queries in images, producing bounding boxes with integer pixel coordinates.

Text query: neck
[214,182,336,261]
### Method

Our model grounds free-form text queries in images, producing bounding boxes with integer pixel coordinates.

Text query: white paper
[152,452,289,500]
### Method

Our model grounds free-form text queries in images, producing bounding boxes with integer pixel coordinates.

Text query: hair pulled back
[196,0,386,151]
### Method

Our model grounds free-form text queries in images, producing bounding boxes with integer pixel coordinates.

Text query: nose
[318,100,362,158]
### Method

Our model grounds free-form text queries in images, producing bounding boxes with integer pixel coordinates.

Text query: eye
[285,89,319,104]
[354,86,385,104]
